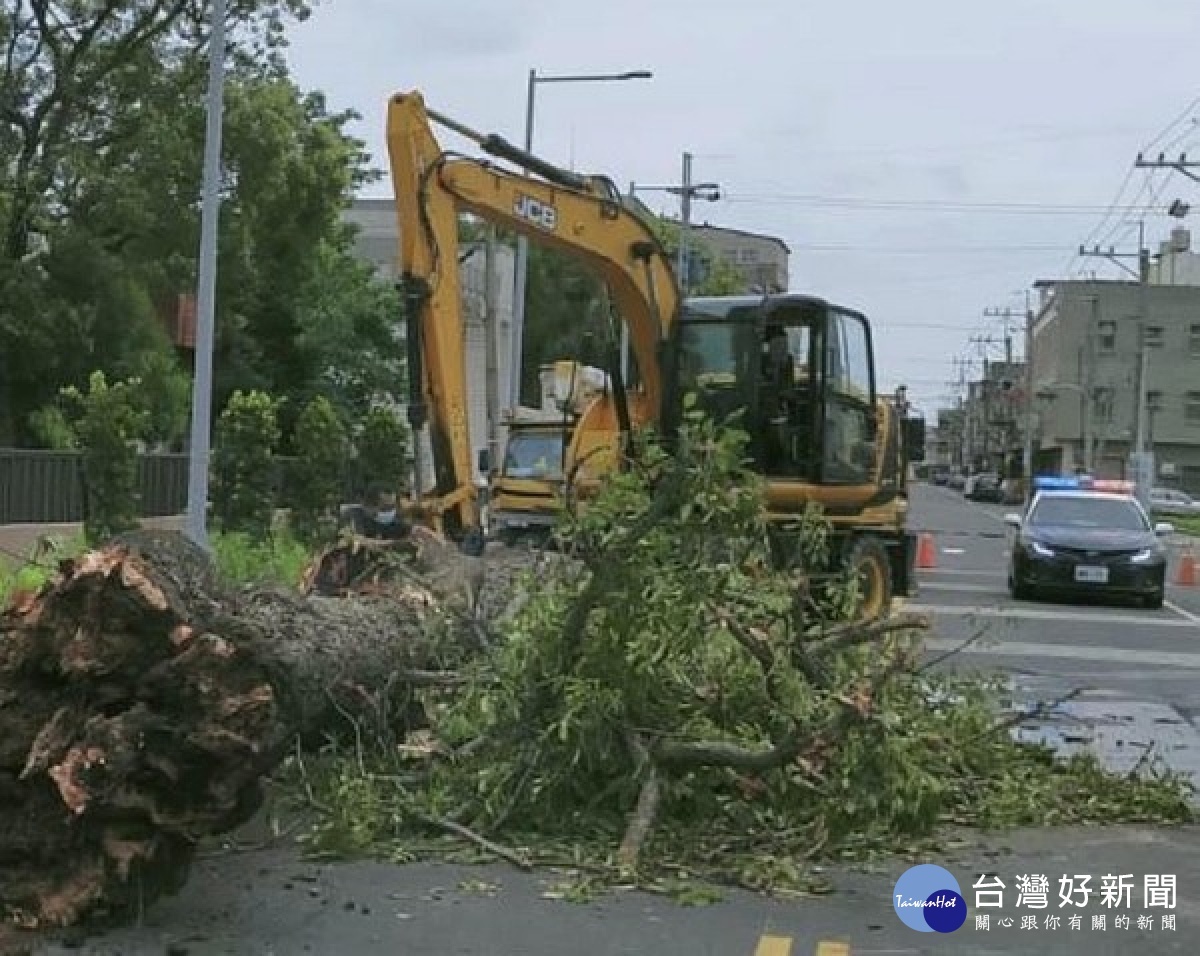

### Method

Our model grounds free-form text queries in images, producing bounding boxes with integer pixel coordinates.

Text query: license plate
[1075,565,1108,583]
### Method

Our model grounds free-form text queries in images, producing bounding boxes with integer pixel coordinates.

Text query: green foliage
[644,217,751,295]
[0,534,88,607]
[0,1,385,445]
[357,405,410,490]
[296,410,1194,892]
[127,349,192,450]
[27,405,77,450]
[520,245,614,406]
[59,371,149,542]
[292,243,406,427]
[289,395,350,544]
[210,530,310,588]
[211,390,281,537]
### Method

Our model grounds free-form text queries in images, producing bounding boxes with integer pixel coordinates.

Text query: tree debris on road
[0,530,478,930]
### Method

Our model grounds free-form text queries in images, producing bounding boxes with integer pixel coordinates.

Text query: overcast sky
[286,0,1200,416]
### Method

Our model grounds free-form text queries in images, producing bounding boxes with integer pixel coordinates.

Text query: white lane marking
[1019,670,1200,681]
[916,581,1001,593]
[906,602,1196,628]
[919,569,1007,578]
[924,637,1200,668]
[942,547,965,554]
[1166,600,1200,624]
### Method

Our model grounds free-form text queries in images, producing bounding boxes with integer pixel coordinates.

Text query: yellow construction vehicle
[487,360,613,545]
[385,90,926,612]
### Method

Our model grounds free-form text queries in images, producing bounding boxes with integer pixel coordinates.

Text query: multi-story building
[931,407,965,468]
[687,222,790,293]
[962,361,1025,475]
[1029,267,1200,493]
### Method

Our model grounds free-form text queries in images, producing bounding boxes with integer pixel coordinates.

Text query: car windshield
[1029,496,1148,531]
[503,432,564,480]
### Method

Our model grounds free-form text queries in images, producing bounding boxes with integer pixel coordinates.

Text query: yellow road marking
[753,935,792,956]
[815,943,850,956]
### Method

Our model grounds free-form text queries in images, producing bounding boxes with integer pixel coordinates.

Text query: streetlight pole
[508,68,652,412]
[183,0,227,551]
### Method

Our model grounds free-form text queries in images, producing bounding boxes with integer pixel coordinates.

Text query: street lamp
[183,0,227,551]
[509,68,653,410]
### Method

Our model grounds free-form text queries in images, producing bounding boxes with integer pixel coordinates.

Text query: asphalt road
[17,484,1200,956]
[907,484,1200,771]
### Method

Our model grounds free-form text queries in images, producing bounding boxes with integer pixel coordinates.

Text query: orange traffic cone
[916,532,937,569]
[1176,544,1198,588]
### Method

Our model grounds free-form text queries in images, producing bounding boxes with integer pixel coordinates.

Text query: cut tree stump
[0,530,472,931]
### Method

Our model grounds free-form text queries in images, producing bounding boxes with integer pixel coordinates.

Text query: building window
[1145,325,1164,348]
[1093,387,1113,424]
[1147,389,1163,411]
[1097,320,1116,352]
[1187,391,1200,424]
[1191,323,1200,356]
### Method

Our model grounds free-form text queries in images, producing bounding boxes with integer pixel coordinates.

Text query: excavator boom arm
[385,90,679,534]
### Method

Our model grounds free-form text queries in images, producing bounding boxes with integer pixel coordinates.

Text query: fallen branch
[617,733,662,871]
[805,611,928,657]
[415,814,532,871]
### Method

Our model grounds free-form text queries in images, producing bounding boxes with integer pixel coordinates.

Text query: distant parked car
[1149,487,1200,518]
[965,472,1004,502]
[947,471,967,491]
[930,465,950,485]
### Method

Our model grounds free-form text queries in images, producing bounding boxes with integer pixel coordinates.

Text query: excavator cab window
[819,309,878,485]
[758,317,815,479]
[670,295,878,487]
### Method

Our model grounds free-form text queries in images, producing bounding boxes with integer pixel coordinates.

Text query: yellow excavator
[385,90,926,614]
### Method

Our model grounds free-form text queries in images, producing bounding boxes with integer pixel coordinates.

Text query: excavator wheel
[845,536,893,621]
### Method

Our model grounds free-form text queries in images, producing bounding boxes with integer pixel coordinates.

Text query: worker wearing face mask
[356,483,411,540]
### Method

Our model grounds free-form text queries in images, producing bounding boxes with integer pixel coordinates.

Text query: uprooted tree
[0,527,488,930]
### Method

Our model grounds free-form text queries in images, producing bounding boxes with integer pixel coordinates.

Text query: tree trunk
[0,530,469,930]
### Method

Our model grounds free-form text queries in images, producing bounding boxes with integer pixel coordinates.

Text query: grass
[1171,514,1200,537]
[1,524,315,605]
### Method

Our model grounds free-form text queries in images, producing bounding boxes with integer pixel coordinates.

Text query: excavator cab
[669,294,879,494]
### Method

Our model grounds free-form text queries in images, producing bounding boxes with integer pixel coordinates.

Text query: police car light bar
[1032,475,1135,493]
[1033,475,1084,490]
[1091,479,1135,493]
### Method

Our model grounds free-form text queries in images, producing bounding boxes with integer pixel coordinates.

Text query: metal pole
[619,180,634,382]
[677,152,692,294]
[508,68,536,412]
[1021,298,1035,491]
[1133,231,1153,508]
[183,0,227,551]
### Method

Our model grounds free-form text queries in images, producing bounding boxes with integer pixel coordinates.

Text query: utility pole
[1134,152,1200,183]
[1023,292,1036,489]
[677,151,693,294]
[1078,223,1151,506]
[983,306,1024,365]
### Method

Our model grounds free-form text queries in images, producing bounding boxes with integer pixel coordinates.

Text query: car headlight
[1131,548,1159,564]
[1027,540,1055,558]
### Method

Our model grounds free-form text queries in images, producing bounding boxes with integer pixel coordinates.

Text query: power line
[720,193,1175,215]
[784,242,1067,254]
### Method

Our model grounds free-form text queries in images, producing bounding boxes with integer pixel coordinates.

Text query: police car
[1004,476,1175,609]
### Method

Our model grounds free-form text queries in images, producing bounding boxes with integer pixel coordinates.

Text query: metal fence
[0,449,332,525]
